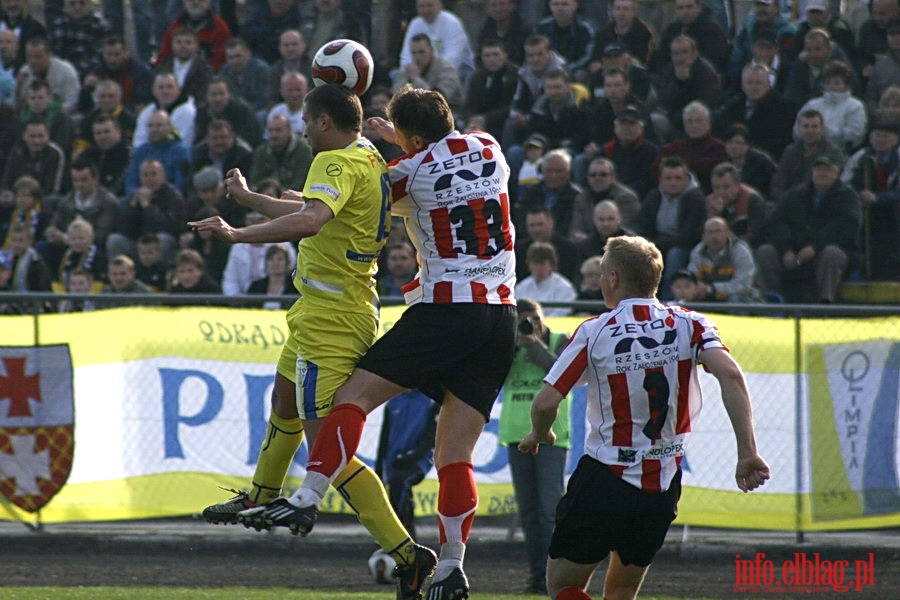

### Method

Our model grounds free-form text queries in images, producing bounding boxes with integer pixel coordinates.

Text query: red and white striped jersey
[388,130,516,305]
[545,298,727,492]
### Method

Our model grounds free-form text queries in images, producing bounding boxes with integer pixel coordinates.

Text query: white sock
[287,472,329,507]
[433,541,465,580]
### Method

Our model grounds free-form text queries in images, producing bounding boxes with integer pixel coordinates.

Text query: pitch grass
[0,589,723,600]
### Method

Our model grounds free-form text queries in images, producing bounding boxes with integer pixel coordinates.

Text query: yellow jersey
[294,137,390,314]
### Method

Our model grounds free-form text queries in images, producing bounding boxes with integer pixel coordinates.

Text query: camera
[517,318,534,335]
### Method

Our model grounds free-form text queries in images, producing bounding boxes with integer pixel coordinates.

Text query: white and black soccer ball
[311,39,375,96]
[368,549,397,585]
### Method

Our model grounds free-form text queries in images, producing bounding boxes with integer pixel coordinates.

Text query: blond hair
[602,236,662,296]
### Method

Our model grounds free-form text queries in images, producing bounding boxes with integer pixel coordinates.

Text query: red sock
[307,403,366,480]
[556,587,591,600]
[437,462,477,544]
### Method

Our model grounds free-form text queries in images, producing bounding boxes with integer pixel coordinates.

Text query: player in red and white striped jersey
[519,235,770,600]
[249,86,519,600]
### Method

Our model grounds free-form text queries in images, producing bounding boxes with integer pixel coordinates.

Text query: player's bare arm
[700,347,772,493]
[189,199,335,244]
[225,168,306,218]
[518,383,564,455]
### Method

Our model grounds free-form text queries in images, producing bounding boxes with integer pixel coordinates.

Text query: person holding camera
[499,297,572,595]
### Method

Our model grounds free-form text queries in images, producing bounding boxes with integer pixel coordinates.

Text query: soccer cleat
[394,544,438,600]
[201,489,256,524]
[426,568,469,600]
[237,497,318,536]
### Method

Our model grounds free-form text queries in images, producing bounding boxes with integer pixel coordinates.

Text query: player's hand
[367,117,398,145]
[518,429,556,454]
[224,168,251,204]
[187,215,240,243]
[735,454,770,492]
[281,189,304,203]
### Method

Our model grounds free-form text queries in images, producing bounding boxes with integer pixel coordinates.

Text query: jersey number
[641,370,670,440]
[430,195,511,258]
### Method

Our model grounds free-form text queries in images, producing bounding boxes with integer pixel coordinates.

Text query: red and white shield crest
[0,345,74,512]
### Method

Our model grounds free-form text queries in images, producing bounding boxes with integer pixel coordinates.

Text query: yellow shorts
[277,297,378,420]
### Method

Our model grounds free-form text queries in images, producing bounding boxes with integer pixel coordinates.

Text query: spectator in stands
[505,34,566,146]
[250,114,313,191]
[535,0,594,77]
[706,162,766,246]
[80,115,132,197]
[219,37,269,113]
[785,28,853,107]
[591,0,655,69]
[727,27,791,97]
[857,0,898,83]
[728,0,797,84]
[399,0,475,79]
[599,108,660,200]
[576,254,604,302]
[49,0,111,79]
[657,0,729,72]
[756,154,860,303]
[477,0,531,67]
[681,217,762,302]
[520,68,589,155]
[516,150,583,243]
[267,71,308,136]
[656,101,728,193]
[134,71,197,150]
[58,268,96,312]
[300,0,362,60]
[1,175,46,249]
[515,133,545,200]
[866,17,900,115]
[181,205,229,283]
[796,0,855,61]
[79,35,154,113]
[722,122,777,199]
[54,217,107,288]
[112,158,186,262]
[186,165,245,227]
[377,240,417,297]
[391,33,463,113]
[515,241,577,316]
[192,118,253,177]
[796,61,867,151]
[576,199,633,262]
[0,0,46,66]
[242,0,302,65]
[155,0,231,71]
[18,79,74,158]
[2,120,67,198]
[0,29,21,80]
[570,157,639,240]
[656,35,722,136]
[127,109,191,195]
[41,158,119,268]
[515,204,580,286]
[875,85,900,126]
[589,44,656,114]
[220,211,295,295]
[247,242,297,309]
[465,40,519,142]
[771,108,845,200]
[135,233,168,290]
[16,37,81,113]
[637,156,706,299]
[75,80,136,156]
[843,120,900,280]
[156,26,213,102]
[5,222,52,292]
[170,247,221,293]
[100,254,152,293]
[266,29,310,107]
[716,63,797,161]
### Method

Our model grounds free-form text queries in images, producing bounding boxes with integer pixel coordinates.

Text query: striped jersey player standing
[240,85,518,600]
[519,235,770,600]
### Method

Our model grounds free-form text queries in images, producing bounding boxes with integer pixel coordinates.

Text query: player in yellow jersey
[188,84,437,599]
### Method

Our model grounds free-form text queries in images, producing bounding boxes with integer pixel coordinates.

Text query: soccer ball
[311,39,375,96]
[368,549,397,584]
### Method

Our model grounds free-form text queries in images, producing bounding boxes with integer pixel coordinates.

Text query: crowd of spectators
[0,0,898,312]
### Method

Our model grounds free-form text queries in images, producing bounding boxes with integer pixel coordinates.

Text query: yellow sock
[335,456,417,565]
[249,413,304,504]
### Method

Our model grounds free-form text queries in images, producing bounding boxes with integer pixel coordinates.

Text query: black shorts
[357,303,517,420]
[548,455,681,567]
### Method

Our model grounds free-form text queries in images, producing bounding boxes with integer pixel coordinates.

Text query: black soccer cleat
[426,567,469,600]
[394,544,438,600]
[237,497,319,536]
[201,489,256,524]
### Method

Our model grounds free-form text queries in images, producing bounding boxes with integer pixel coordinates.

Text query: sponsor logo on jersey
[325,163,343,176]
[309,183,341,200]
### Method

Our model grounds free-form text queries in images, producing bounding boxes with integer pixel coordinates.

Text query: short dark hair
[387,85,454,143]
[410,33,433,47]
[303,84,363,133]
[659,155,689,176]
[799,108,824,123]
[711,162,740,182]
[526,241,558,268]
[723,122,750,141]
[822,60,853,86]
[70,157,99,176]
[224,37,250,51]
[92,113,121,128]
